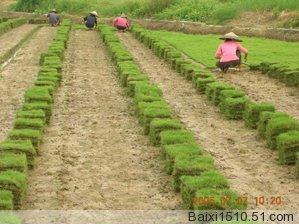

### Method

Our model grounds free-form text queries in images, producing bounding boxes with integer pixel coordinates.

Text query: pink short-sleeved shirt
[215,41,248,62]
[113,17,129,28]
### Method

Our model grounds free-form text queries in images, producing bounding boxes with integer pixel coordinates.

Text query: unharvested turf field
[0,16,298,223]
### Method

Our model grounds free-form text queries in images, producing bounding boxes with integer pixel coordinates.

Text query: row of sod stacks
[99,23,247,211]
[0,20,71,211]
[249,62,299,87]
[0,18,27,36]
[131,25,299,175]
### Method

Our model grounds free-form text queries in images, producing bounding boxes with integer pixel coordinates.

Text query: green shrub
[173,154,214,191]
[193,188,247,210]
[14,118,44,132]
[205,82,235,105]
[0,140,36,168]
[219,97,248,120]
[0,153,27,173]
[8,129,42,151]
[180,170,229,209]
[149,118,182,145]
[244,102,275,129]
[266,117,299,149]
[0,170,27,208]
[164,143,203,174]
[160,130,196,146]
[0,190,14,210]
[277,130,299,165]
[257,111,289,138]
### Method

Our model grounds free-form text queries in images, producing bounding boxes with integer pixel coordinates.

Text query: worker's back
[47,12,59,26]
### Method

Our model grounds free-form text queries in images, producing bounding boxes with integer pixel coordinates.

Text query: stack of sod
[0,18,27,36]
[0,19,72,210]
[205,81,235,105]
[219,89,247,120]
[277,131,299,165]
[102,23,246,211]
[180,170,229,209]
[297,152,299,178]
[265,116,299,149]
[195,75,217,93]
[244,102,275,129]
[257,111,289,138]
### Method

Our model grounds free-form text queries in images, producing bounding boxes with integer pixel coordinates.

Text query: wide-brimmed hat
[220,32,242,42]
[90,11,99,17]
[120,13,127,18]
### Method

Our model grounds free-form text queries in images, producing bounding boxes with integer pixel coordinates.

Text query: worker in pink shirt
[113,13,130,32]
[215,32,248,73]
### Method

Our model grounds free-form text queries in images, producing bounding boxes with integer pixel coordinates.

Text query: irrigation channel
[22,29,180,210]
[0,26,57,141]
[117,32,299,210]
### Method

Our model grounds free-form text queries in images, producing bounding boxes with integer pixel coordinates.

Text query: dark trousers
[116,25,127,30]
[216,50,242,72]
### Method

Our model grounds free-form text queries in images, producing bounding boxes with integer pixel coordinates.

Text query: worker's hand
[244,54,248,62]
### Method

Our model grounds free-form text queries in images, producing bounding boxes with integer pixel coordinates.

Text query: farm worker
[47,9,60,27]
[215,32,248,73]
[113,13,130,32]
[84,11,99,29]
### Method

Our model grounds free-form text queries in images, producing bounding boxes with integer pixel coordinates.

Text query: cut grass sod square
[0,170,27,208]
[180,170,229,209]
[277,130,299,165]
[196,77,217,93]
[0,140,36,168]
[297,152,299,178]
[149,118,182,145]
[0,190,14,210]
[219,97,248,120]
[244,102,275,129]
[193,188,247,210]
[8,129,42,151]
[25,87,52,104]
[205,82,235,105]
[127,80,148,97]
[142,107,173,135]
[219,89,245,103]
[136,101,169,119]
[23,102,52,122]
[266,116,299,150]
[164,143,203,174]
[14,118,44,132]
[257,112,290,138]
[160,130,196,146]
[0,153,27,173]
[173,154,215,192]
[16,110,46,123]
[0,213,22,224]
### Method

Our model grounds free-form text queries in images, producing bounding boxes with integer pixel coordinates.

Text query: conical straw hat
[220,32,242,42]
[51,9,57,13]
[90,11,99,17]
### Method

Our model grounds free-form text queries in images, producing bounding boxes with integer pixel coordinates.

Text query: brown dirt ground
[217,70,299,120]
[0,26,57,141]
[0,0,15,11]
[118,32,299,210]
[22,30,181,210]
[0,24,37,57]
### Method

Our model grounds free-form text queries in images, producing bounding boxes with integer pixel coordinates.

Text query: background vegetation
[13,0,299,25]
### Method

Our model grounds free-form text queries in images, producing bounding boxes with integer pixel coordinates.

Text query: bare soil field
[22,30,180,210]
[0,26,56,141]
[118,32,299,210]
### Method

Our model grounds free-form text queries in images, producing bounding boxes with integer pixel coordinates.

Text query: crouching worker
[113,13,130,32]
[84,11,98,30]
[215,32,248,73]
[47,9,60,27]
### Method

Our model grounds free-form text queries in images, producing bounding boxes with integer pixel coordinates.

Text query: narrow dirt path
[22,30,180,210]
[0,24,37,57]
[0,26,56,141]
[118,32,299,210]
[218,70,299,119]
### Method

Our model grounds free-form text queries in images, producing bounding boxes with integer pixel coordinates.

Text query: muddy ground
[118,32,299,210]
[22,30,181,210]
[0,26,56,141]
